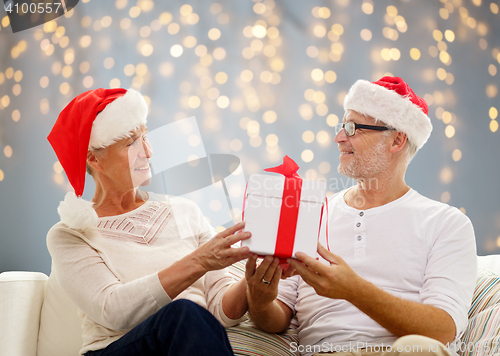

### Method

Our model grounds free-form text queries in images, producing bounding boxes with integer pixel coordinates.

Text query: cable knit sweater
[47,192,242,355]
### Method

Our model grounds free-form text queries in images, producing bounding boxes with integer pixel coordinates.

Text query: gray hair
[403,138,419,164]
[379,125,418,164]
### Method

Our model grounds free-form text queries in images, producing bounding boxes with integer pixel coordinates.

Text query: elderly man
[245,76,477,356]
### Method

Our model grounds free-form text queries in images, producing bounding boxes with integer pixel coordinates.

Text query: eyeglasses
[335,122,393,137]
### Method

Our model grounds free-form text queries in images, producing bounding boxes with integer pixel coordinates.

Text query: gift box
[242,156,326,259]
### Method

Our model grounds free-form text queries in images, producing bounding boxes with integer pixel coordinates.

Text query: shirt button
[356,222,361,227]
[359,212,364,217]
[357,236,362,241]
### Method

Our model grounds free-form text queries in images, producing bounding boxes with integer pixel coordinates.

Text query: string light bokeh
[0,0,499,273]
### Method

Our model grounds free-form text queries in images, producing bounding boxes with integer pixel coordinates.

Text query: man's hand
[287,243,362,300]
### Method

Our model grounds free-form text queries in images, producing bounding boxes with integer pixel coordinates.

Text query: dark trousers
[85,299,234,356]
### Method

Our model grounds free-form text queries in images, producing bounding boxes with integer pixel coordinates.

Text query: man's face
[334,110,391,180]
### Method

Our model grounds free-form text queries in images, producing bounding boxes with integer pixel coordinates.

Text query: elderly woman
[46,88,278,356]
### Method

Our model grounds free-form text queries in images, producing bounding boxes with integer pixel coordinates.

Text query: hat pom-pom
[58,192,98,230]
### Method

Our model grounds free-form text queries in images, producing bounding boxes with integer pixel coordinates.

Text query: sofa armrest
[0,272,48,356]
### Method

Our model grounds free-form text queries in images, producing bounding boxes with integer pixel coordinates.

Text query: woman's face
[95,125,153,191]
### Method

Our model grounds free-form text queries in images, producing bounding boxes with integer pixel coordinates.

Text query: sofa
[1,255,500,356]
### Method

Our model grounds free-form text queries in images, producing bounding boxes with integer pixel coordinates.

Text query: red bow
[264,155,300,178]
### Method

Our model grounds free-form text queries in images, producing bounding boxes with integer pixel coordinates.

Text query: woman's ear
[87,151,101,171]
[390,132,408,153]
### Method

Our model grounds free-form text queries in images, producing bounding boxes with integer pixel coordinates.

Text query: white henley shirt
[277,188,477,356]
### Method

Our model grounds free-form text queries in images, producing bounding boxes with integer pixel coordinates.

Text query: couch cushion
[37,266,83,356]
[459,267,500,356]
[227,318,300,356]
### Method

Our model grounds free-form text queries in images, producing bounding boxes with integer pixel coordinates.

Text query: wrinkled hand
[245,254,282,306]
[195,222,253,272]
[287,243,361,300]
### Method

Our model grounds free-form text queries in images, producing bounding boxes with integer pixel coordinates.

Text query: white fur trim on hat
[343,80,432,149]
[89,89,148,149]
[58,192,98,230]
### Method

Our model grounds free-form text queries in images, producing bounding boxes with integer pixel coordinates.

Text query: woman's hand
[245,254,282,306]
[245,254,295,333]
[194,221,253,272]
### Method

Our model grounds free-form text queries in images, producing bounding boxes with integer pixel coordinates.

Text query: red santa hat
[47,88,148,230]
[343,76,432,149]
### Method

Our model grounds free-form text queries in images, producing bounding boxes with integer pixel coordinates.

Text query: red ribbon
[264,156,302,259]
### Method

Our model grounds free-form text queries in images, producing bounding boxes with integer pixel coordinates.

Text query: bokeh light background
[0,0,499,274]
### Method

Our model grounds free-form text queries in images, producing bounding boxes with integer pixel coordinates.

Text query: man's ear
[389,132,408,153]
[87,151,101,171]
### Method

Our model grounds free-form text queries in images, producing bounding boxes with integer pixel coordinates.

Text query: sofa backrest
[37,265,83,356]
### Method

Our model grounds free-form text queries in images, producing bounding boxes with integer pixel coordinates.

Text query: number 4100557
[4,2,63,14]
